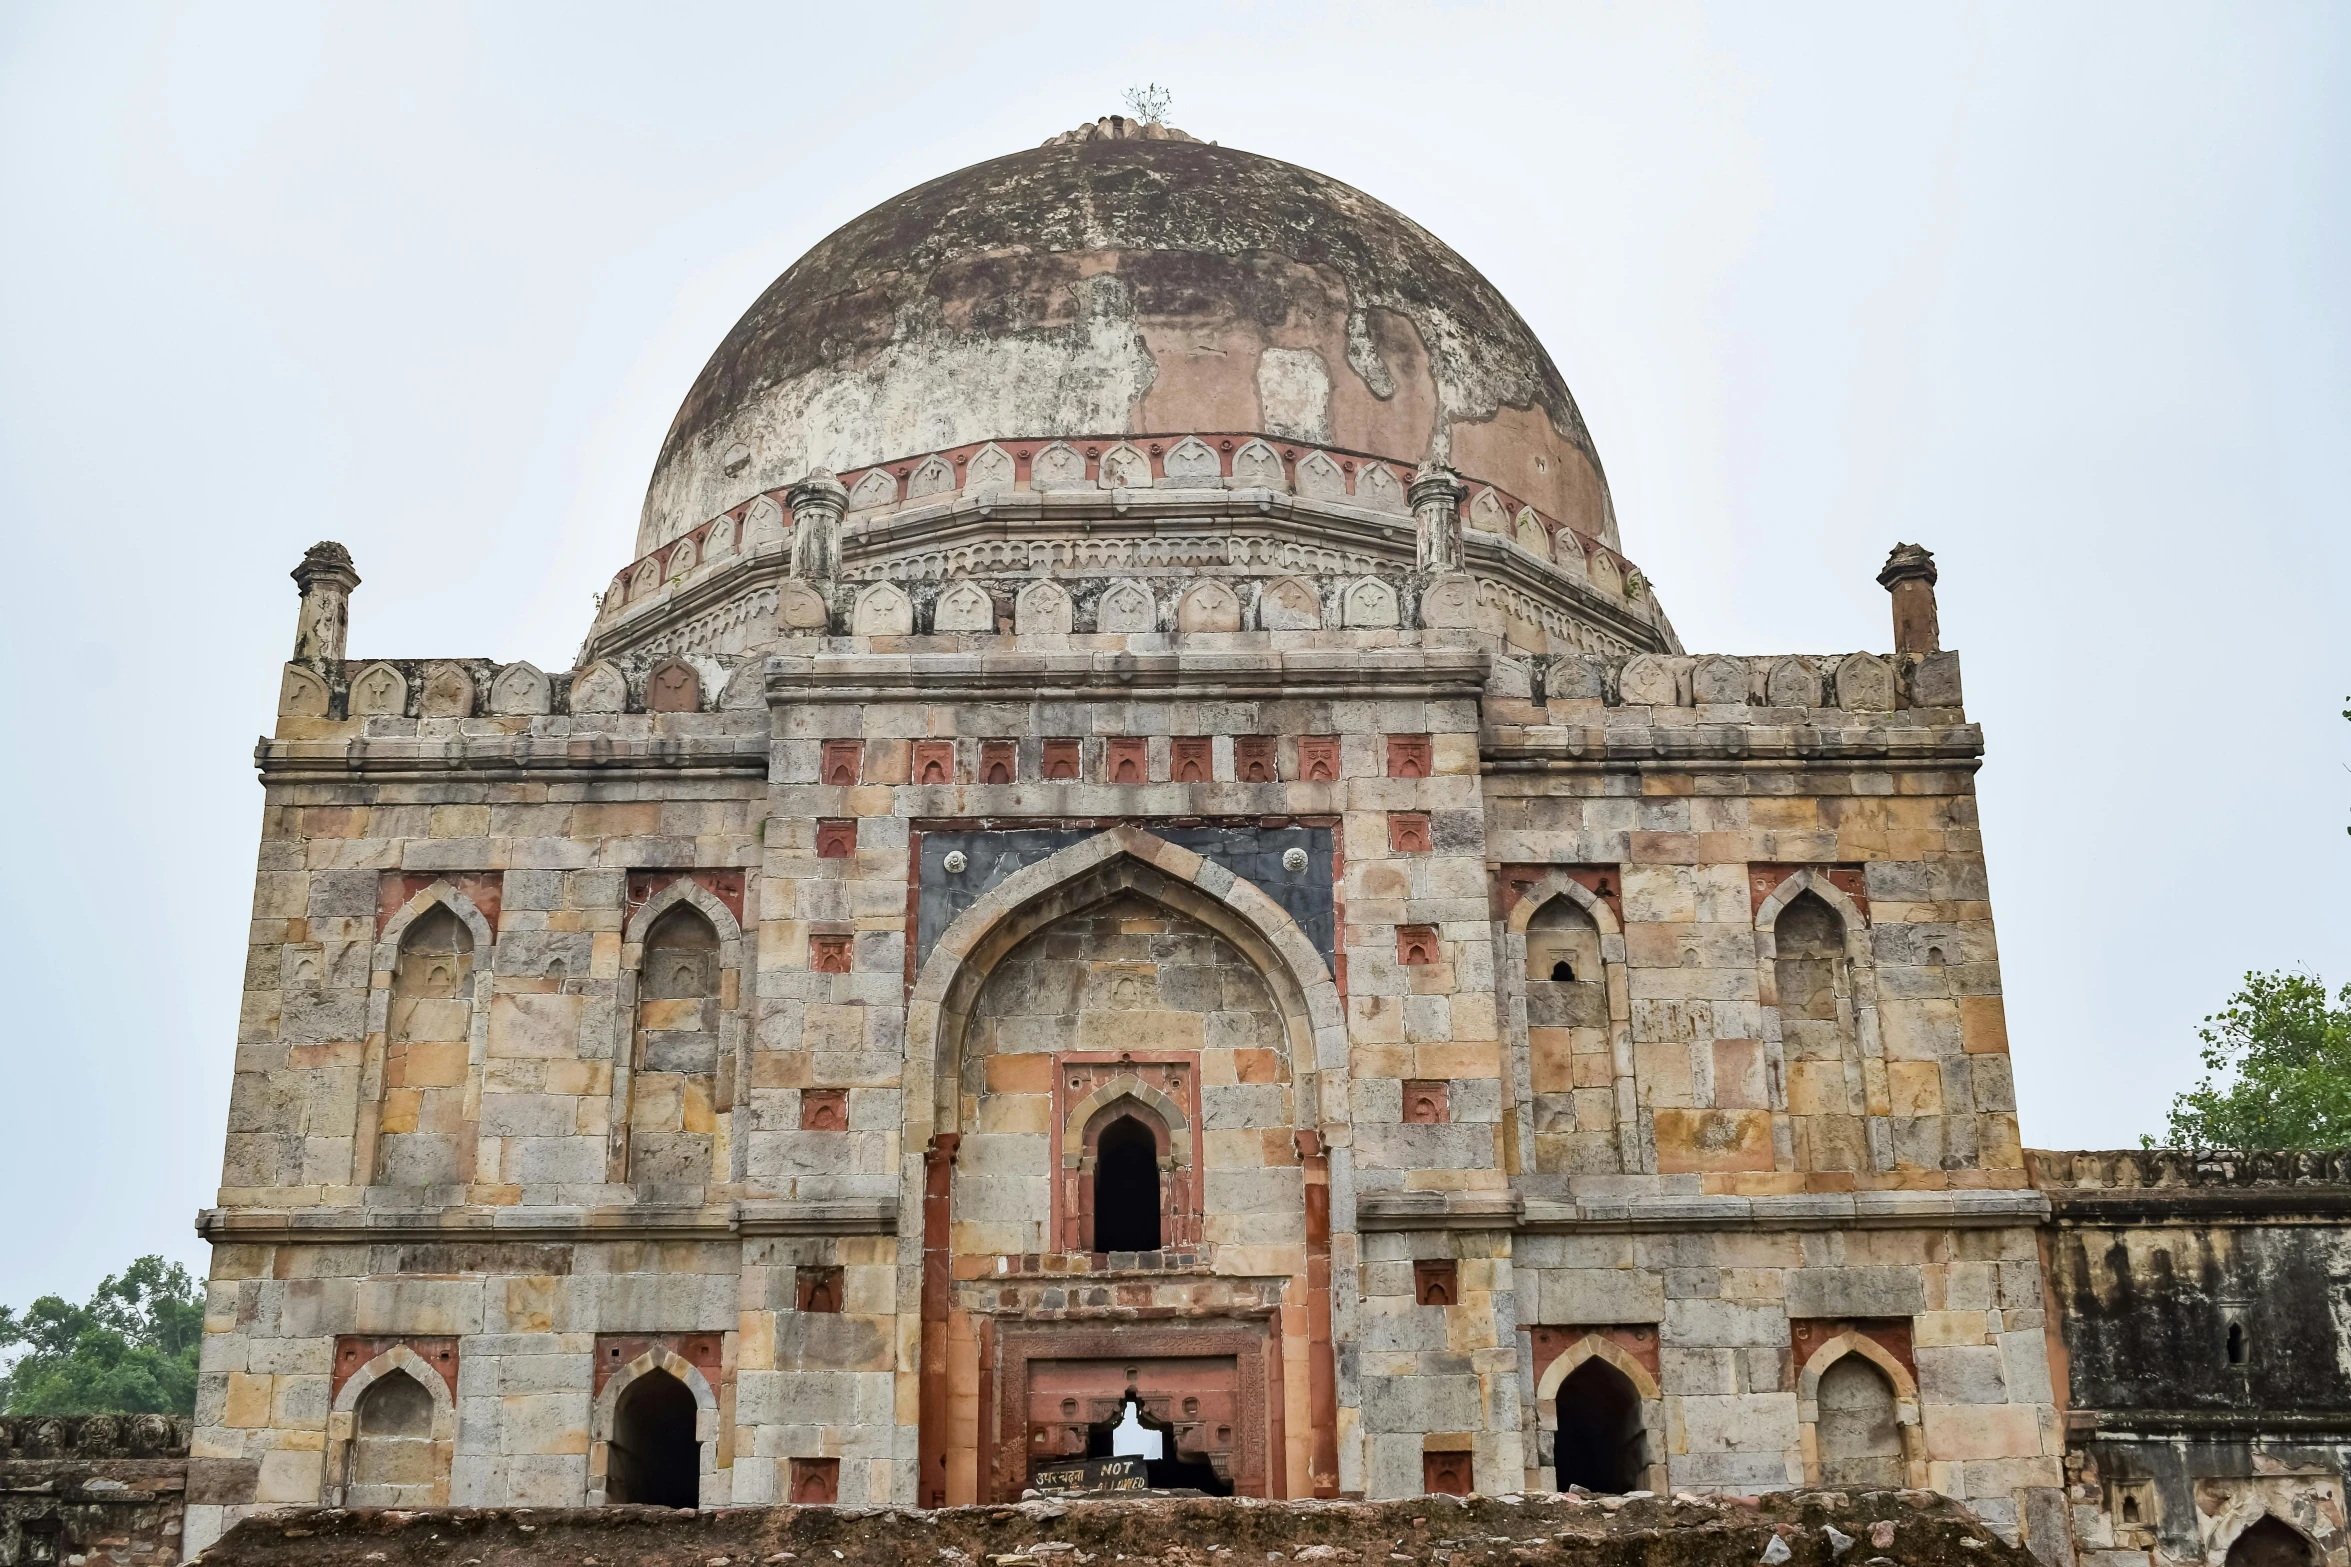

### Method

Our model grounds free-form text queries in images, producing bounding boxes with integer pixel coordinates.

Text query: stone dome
[636,119,1616,557]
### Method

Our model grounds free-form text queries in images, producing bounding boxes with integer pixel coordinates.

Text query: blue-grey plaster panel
[915,825,1335,978]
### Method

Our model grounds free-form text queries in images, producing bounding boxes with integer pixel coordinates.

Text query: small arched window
[1526,896,1602,998]
[2227,1321,2247,1365]
[1092,1115,1161,1254]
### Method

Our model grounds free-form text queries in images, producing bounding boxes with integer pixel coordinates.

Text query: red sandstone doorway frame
[904,827,1348,1504]
[988,1317,1283,1502]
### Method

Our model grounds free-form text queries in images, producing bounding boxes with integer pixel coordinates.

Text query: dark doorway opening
[608,1369,700,1508]
[1553,1358,1645,1494]
[2228,1517,2315,1567]
[1093,1116,1161,1253]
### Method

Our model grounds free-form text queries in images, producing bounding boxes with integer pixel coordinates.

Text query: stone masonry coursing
[179,122,2345,1567]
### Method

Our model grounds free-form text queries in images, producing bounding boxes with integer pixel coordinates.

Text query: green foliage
[0,1256,203,1416]
[2152,971,2351,1150]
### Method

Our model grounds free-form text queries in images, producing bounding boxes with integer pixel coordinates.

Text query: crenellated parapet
[2031,1146,2351,1222]
[274,647,769,730]
[0,1415,189,1459]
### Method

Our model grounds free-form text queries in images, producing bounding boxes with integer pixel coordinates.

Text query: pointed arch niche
[901,826,1347,1507]
[1753,869,1882,1174]
[323,1343,458,1506]
[587,1346,721,1508]
[359,881,496,1193]
[610,875,747,1192]
[1794,1330,1926,1490]
[1531,1333,1666,1496]
[1502,873,1638,1180]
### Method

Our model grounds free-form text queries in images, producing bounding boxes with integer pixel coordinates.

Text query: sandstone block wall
[191,512,2082,1562]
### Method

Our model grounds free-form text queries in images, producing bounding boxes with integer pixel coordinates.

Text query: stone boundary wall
[0,1414,190,1567]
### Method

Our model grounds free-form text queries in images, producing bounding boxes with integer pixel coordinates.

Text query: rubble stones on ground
[195,1493,2033,1567]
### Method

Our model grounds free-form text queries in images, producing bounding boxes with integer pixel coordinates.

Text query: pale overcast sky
[0,2,2343,1306]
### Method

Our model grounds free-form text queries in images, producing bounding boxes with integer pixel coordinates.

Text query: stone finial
[1876,543,1940,656]
[1408,462,1467,574]
[788,469,849,581]
[290,541,359,664]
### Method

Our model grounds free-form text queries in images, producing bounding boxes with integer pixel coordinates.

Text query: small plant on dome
[1123,83,1172,125]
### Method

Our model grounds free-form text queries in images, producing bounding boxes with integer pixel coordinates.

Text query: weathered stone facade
[180,115,2347,1567]
[2034,1151,2351,1567]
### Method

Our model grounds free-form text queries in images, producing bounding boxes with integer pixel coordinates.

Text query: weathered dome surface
[638,125,1616,556]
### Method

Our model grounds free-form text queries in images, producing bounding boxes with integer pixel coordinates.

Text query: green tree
[0,1256,203,1416]
[2153,971,2351,1150]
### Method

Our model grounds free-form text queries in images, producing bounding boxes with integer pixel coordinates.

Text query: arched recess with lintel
[359,882,496,1192]
[901,826,1349,1509]
[1502,875,1639,1180]
[1753,869,1883,1174]
[323,1345,458,1506]
[610,876,746,1193]
[1794,1331,1926,1490]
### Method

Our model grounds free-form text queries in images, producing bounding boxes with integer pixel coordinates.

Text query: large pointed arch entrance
[902,828,1348,1506]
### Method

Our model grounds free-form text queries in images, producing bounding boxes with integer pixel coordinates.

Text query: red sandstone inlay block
[821,739,862,786]
[1414,1259,1460,1307]
[1389,812,1432,854]
[800,1088,848,1130]
[816,820,856,859]
[1299,735,1340,782]
[593,1332,722,1396]
[1105,737,1149,784]
[810,935,853,974]
[1387,733,1432,778]
[912,740,957,785]
[648,658,701,713]
[789,1456,840,1504]
[1422,1449,1470,1496]
[332,1334,457,1400]
[1172,736,1212,783]
[1402,1079,1450,1124]
[1043,738,1081,780]
[1397,925,1438,966]
[980,739,1017,784]
[1235,735,1278,783]
[796,1265,845,1314]
[1528,1323,1662,1384]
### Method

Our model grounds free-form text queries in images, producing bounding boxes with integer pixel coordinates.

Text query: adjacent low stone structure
[179,113,2351,1567]
[0,1414,190,1566]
